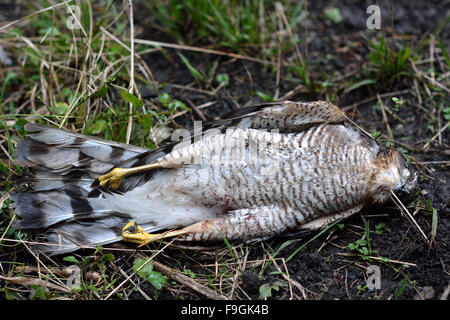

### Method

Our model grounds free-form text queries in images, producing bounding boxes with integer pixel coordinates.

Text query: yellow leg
[98,163,161,189]
[122,221,191,247]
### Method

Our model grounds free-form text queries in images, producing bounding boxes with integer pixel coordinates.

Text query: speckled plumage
[11,101,416,255]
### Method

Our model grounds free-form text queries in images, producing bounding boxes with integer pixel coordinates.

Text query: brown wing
[204,100,346,132]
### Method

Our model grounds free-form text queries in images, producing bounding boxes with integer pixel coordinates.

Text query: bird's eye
[402,168,410,180]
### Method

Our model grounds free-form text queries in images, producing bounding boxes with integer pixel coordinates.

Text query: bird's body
[11,101,416,255]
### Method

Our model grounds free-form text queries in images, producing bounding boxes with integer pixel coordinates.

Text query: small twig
[110,261,151,300]
[389,189,430,245]
[149,258,228,300]
[133,38,282,66]
[185,98,207,122]
[377,94,393,141]
[342,89,411,111]
[264,246,307,299]
[343,113,376,140]
[125,0,135,145]
[440,281,450,300]
[334,252,417,267]
[0,238,160,254]
[422,122,449,151]
[0,275,72,293]
[104,239,174,300]
[167,100,218,124]
[14,265,102,283]
[0,1,72,32]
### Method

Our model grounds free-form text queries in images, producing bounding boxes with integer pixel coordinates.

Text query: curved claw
[121,221,191,246]
[97,162,163,189]
[98,167,127,189]
[122,221,165,245]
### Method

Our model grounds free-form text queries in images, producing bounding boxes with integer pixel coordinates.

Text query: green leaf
[146,270,167,290]
[3,288,17,300]
[0,72,17,106]
[92,85,108,98]
[344,79,377,93]
[89,119,107,135]
[394,279,408,299]
[133,258,167,290]
[177,52,203,81]
[0,160,8,175]
[431,208,438,241]
[442,107,450,121]
[259,283,273,299]
[139,115,154,130]
[50,102,69,115]
[158,93,171,106]
[324,7,343,24]
[216,73,229,86]
[370,131,382,138]
[254,91,274,102]
[168,100,189,112]
[360,246,369,256]
[14,118,28,135]
[356,239,367,246]
[63,256,80,264]
[102,253,115,263]
[436,36,450,69]
[30,285,48,300]
[222,237,235,262]
[120,91,144,108]
[259,281,286,299]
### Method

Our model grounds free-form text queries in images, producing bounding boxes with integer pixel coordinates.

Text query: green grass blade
[344,79,377,93]
[436,36,450,69]
[285,220,340,263]
[177,52,204,81]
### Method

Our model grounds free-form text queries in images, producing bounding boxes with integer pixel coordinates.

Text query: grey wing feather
[11,124,154,255]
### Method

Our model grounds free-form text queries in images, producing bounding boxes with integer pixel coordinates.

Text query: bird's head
[370,148,418,203]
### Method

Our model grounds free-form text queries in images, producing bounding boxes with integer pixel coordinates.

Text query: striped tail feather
[10,123,153,255]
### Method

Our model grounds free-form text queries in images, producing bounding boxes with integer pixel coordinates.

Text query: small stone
[414,286,435,300]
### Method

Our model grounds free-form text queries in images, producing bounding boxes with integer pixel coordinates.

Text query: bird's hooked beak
[372,148,419,204]
[397,171,418,195]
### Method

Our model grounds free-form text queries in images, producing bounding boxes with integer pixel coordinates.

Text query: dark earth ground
[0,0,449,300]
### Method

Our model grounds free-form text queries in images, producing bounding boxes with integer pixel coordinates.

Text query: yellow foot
[98,163,162,189]
[122,221,190,247]
[98,167,128,189]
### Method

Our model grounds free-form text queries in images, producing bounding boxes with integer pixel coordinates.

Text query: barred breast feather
[10,101,414,255]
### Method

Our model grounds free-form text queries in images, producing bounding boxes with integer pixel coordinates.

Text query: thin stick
[389,189,430,245]
[422,122,449,151]
[377,94,393,140]
[110,261,151,300]
[0,1,72,32]
[441,281,450,300]
[133,38,280,66]
[335,252,417,267]
[343,113,376,140]
[125,0,135,144]
[265,248,307,299]
[342,89,411,111]
[0,275,72,293]
[152,259,228,300]
[104,238,175,300]
[0,238,160,254]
